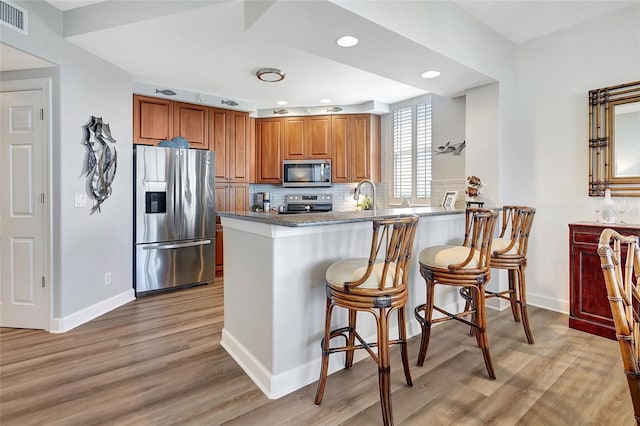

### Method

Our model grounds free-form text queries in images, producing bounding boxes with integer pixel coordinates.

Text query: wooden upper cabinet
[331,115,350,183]
[351,114,372,181]
[308,116,331,158]
[283,117,306,159]
[210,108,251,183]
[174,102,208,149]
[283,116,331,159]
[331,114,380,183]
[133,95,210,149]
[256,119,283,183]
[133,95,173,145]
[229,111,251,182]
[210,107,228,180]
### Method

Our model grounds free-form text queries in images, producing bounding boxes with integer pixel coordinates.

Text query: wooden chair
[315,215,419,426]
[598,228,640,425]
[479,206,536,344]
[415,208,498,379]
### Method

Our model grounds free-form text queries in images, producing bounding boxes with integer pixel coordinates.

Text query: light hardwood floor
[0,278,633,425]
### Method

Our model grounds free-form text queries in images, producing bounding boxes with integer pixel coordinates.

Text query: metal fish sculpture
[82,116,118,214]
[155,88,176,96]
[221,99,238,106]
[273,109,289,115]
[433,140,466,155]
[326,106,343,113]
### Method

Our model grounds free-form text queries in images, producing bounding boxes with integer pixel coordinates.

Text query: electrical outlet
[104,272,111,286]
[343,192,350,201]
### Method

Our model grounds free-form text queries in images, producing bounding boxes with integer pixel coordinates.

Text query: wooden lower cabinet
[569,222,640,339]
[215,183,249,276]
[215,223,224,277]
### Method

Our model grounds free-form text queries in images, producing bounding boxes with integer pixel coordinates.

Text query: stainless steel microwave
[282,159,332,188]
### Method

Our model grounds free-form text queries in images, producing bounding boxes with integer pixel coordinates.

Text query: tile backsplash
[430,179,467,207]
[247,178,467,212]
[250,183,360,212]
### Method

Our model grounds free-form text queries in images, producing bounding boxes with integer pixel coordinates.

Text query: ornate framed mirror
[589,81,640,196]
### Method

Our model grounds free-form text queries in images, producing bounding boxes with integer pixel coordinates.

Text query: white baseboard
[221,328,275,398]
[221,298,467,400]
[49,289,135,333]
[526,292,568,314]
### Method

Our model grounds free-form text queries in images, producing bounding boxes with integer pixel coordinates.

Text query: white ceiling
[6,0,638,112]
[454,1,637,45]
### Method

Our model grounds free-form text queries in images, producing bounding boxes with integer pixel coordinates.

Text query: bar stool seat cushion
[492,237,518,255]
[326,258,400,290]
[419,245,481,269]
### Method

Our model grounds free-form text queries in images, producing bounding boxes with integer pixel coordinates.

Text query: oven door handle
[143,240,212,250]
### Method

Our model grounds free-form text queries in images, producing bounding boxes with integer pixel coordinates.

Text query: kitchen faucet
[354,179,376,214]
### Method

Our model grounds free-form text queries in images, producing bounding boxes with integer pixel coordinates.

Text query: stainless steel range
[281,194,333,214]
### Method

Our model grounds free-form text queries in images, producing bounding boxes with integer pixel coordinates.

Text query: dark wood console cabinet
[569,222,640,339]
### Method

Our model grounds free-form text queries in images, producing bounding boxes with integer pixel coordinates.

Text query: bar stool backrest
[459,208,498,272]
[494,206,536,258]
[599,229,640,424]
[345,215,419,291]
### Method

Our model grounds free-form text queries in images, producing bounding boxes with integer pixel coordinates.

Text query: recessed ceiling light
[336,35,359,48]
[256,68,286,82]
[421,70,441,79]
[277,100,288,106]
[320,99,332,104]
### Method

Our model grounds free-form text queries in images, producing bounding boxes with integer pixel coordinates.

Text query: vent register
[1,0,27,34]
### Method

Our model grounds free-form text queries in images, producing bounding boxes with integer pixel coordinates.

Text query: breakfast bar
[218,207,475,399]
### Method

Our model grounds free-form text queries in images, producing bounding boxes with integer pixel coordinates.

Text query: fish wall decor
[82,116,118,214]
[273,109,289,115]
[155,88,176,96]
[326,106,343,113]
[221,99,238,106]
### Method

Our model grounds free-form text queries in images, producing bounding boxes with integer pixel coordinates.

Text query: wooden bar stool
[598,229,640,424]
[485,206,536,344]
[415,208,498,379]
[314,215,419,426]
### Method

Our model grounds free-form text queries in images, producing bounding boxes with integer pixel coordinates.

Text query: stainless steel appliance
[280,194,333,214]
[134,146,216,295]
[282,159,331,188]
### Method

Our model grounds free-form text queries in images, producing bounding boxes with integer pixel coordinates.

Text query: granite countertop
[217,206,467,227]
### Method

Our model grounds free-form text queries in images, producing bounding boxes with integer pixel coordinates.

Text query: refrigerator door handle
[143,240,212,250]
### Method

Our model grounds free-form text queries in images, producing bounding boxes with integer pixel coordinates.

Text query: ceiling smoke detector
[256,68,285,82]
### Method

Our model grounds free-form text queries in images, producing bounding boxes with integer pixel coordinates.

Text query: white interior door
[0,89,46,329]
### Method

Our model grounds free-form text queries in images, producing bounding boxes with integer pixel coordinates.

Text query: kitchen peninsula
[218,207,468,399]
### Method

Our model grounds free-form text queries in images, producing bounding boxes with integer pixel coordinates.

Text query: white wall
[465,83,500,206]
[514,6,640,312]
[1,1,134,323]
[432,94,465,180]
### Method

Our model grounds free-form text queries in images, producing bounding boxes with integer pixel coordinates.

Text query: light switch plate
[75,193,87,207]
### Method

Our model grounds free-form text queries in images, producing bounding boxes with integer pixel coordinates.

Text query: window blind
[393,106,413,198]
[392,99,432,203]
[416,102,432,199]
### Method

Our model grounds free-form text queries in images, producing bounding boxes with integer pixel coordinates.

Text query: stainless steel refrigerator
[134,145,216,295]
